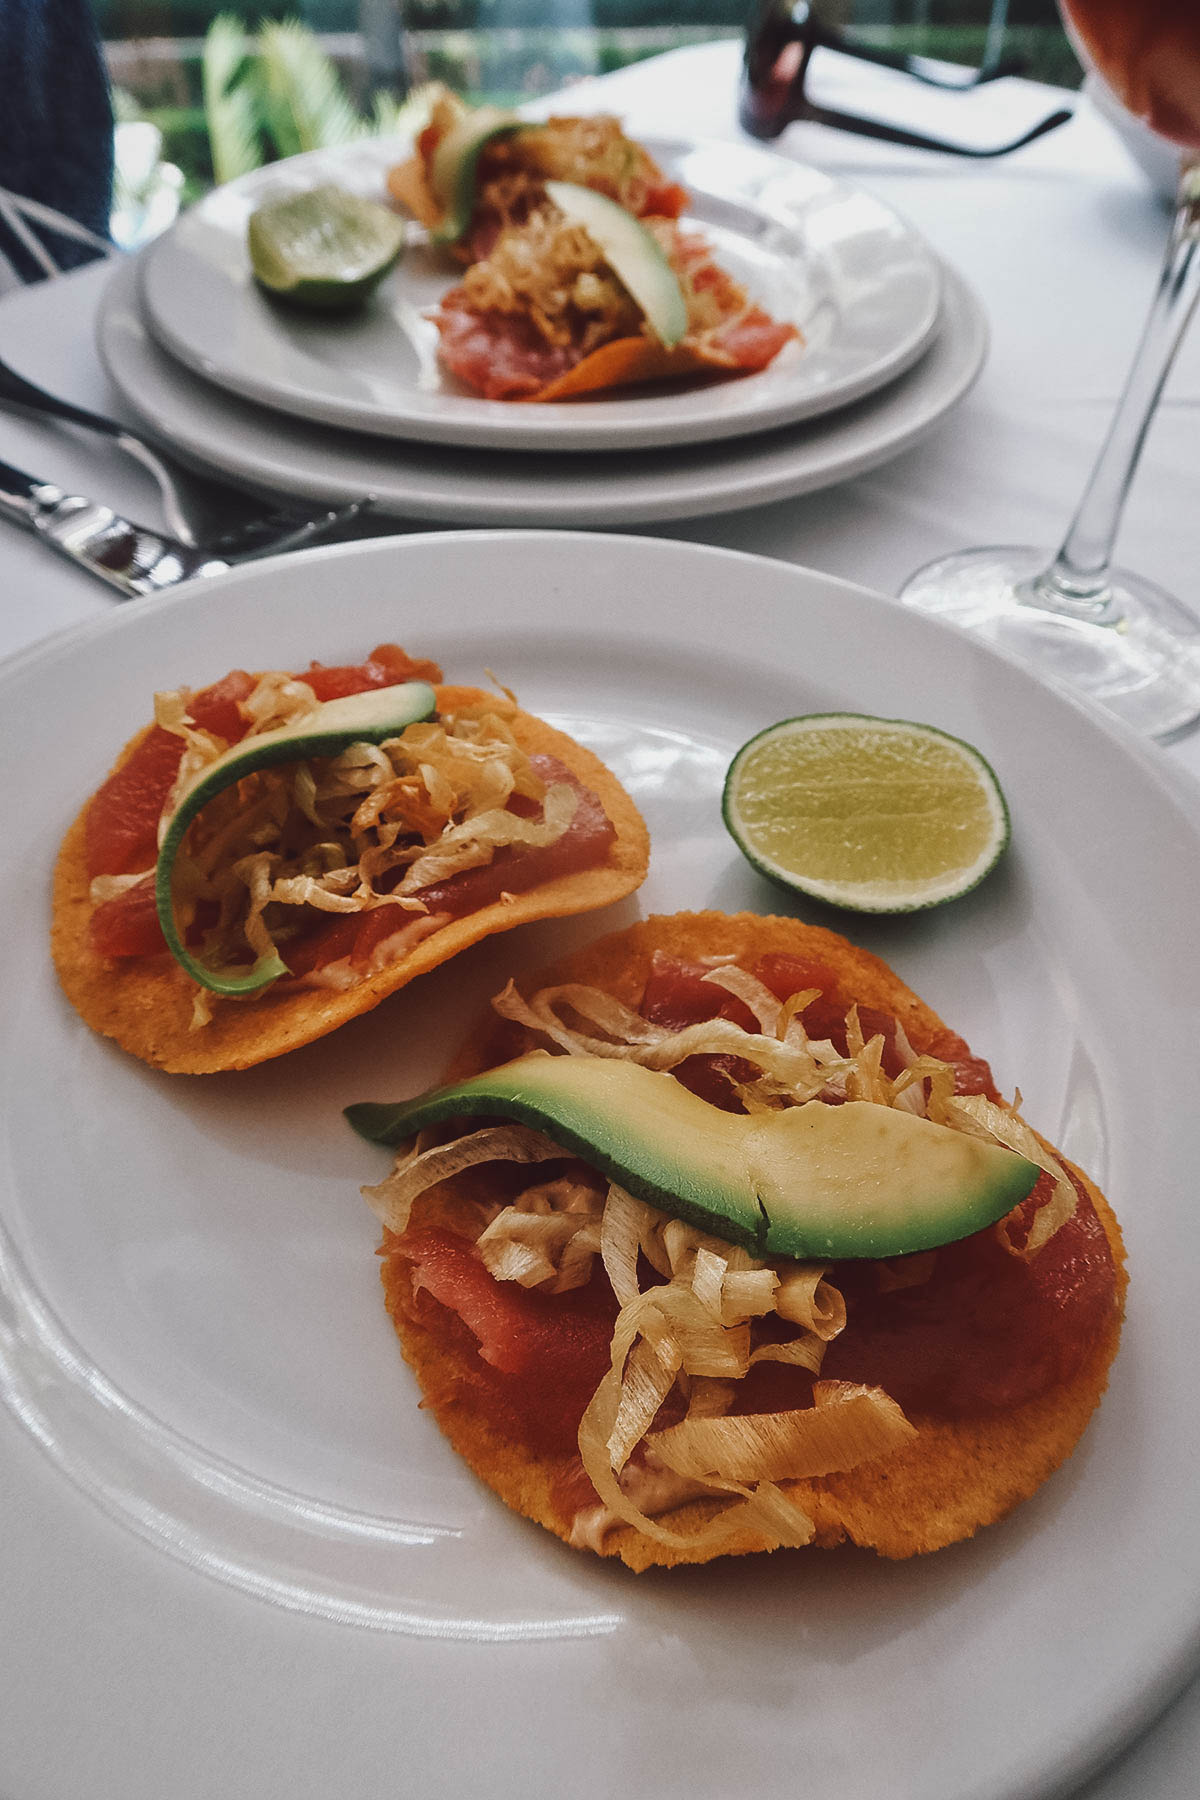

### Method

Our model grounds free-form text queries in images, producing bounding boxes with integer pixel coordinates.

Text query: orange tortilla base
[378,912,1127,1567]
[50,687,649,1075]
[525,335,759,401]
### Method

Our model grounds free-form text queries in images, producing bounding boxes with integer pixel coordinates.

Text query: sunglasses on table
[740,0,1073,157]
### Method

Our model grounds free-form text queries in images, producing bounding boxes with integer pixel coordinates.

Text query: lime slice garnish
[722,713,1010,913]
[247,185,406,311]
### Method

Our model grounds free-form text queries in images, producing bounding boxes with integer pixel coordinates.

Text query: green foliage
[202,14,263,184]
[113,10,1081,195]
[256,19,366,158]
[367,91,419,138]
[193,15,434,180]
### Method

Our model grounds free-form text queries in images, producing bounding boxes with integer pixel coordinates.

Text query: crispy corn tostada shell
[518,333,775,401]
[378,911,1126,1567]
[51,686,649,1075]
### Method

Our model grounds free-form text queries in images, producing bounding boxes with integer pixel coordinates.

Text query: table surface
[1,38,1198,1799]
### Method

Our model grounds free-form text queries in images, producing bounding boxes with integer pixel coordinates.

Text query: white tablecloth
[3,42,1197,782]
[1,39,1198,1797]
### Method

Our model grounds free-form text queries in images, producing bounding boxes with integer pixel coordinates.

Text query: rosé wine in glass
[1062,0,1200,150]
[900,1,1200,739]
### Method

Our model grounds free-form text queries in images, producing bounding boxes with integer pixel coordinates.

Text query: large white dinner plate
[2,532,1198,1800]
[98,252,984,525]
[139,136,942,453]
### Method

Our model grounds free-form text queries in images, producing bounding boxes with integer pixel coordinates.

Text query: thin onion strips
[370,960,1075,1553]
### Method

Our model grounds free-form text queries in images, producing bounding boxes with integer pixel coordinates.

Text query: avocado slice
[346,1053,1040,1260]
[155,681,437,996]
[544,181,689,349]
[248,185,406,312]
[429,107,524,246]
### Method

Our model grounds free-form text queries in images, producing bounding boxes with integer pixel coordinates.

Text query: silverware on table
[0,455,366,598]
[0,350,365,550]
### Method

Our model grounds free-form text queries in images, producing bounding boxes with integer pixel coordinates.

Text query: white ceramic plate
[98,253,984,525]
[138,136,942,453]
[2,532,1198,1800]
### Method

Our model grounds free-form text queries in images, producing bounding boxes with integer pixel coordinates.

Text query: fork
[0,453,368,598]
[0,350,366,553]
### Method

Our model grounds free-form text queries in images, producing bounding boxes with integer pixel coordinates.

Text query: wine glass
[898,0,1200,741]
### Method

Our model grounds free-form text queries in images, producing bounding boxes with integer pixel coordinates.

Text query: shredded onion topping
[370,963,1076,1554]
[109,683,579,1018]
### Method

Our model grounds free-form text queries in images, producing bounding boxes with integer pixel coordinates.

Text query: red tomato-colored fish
[387,953,1116,1426]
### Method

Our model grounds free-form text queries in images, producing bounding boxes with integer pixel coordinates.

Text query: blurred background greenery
[97,0,1082,235]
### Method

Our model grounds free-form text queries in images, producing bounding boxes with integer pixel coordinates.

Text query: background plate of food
[138,129,942,452]
[2,532,1197,1800]
[99,253,983,525]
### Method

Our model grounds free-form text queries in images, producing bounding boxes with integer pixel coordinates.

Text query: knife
[0,455,231,598]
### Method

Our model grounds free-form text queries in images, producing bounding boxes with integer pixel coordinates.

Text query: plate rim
[6,529,1195,1800]
[97,254,987,526]
[137,131,944,453]
[3,524,1174,813]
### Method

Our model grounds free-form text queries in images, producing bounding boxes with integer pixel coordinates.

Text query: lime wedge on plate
[247,184,406,311]
[723,713,1010,912]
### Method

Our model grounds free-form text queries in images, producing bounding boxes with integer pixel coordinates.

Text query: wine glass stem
[1031,163,1200,621]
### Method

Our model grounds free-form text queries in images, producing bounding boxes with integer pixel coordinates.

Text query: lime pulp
[722,712,1010,913]
[247,184,405,311]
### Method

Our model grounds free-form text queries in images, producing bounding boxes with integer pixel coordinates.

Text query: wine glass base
[899,546,1200,740]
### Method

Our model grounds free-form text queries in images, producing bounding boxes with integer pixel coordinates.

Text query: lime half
[248,184,405,311]
[723,713,1010,913]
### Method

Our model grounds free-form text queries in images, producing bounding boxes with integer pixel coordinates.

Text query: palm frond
[256,20,366,159]
[369,82,440,142]
[202,14,263,185]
